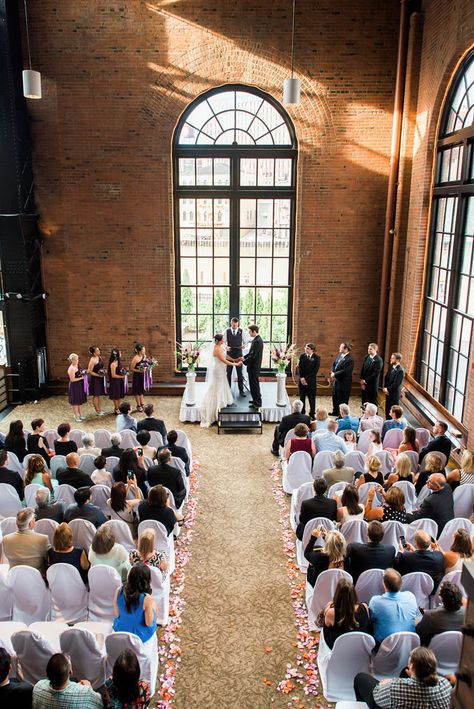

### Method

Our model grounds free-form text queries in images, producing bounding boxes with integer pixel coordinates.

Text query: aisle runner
[269,461,329,708]
[156,461,200,708]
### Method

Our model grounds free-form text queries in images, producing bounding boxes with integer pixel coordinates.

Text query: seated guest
[414,451,445,495]
[381,405,407,441]
[76,433,101,457]
[354,647,452,709]
[313,420,348,454]
[33,653,103,708]
[315,405,330,431]
[47,522,89,583]
[24,454,57,494]
[89,525,131,581]
[3,508,50,572]
[364,485,408,524]
[416,581,465,645]
[336,404,359,435]
[419,419,452,465]
[271,399,311,456]
[108,479,142,534]
[384,452,415,488]
[53,422,77,456]
[27,418,51,467]
[162,429,190,475]
[434,528,473,573]
[113,564,157,643]
[305,528,347,587]
[147,448,186,508]
[35,488,64,523]
[447,449,474,489]
[407,473,454,534]
[137,403,167,440]
[323,450,354,487]
[396,530,445,590]
[101,432,123,459]
[365,429,383,459]
[4,419,27,463]
[346,520,395,583]
[296,478,337,540]
[136,429,157,462]
[113,448,147,498]
[104,650,150,709]
[129,527,168,573]
[90,455,112,487]
[137,485,181,536]
[0,450,24,500]
[342,429,357,451]
[336,484,364,524]
[57,452,94,489]
[116,402,137,433]
[64,487,107,528]
[359,403,384,433]
[321,578,370,649]
[369,568,418,643]
[398,426,420,454]
[284,423,315,460]
[356,455,384,488]
[0,646,33,707]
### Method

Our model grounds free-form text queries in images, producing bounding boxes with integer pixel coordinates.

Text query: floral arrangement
[176,343,201,373]
[76,368,88,379]
[96,367,106,377]
[271,343,297,374]
[118,366,129,376]
[137,357,158,371]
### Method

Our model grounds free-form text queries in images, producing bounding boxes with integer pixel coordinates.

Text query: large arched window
[173,85,297,369]
[418,51,474,421]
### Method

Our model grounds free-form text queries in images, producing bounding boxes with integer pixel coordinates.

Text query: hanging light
[22,0,41,99]
[283,0,300,105]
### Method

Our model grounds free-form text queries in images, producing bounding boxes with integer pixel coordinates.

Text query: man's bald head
[428,473,446,490]
[66,452,80,468]
[383,568,402,593]
[414,530,431,550]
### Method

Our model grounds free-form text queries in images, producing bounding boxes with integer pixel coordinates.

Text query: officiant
[225,317,245,396]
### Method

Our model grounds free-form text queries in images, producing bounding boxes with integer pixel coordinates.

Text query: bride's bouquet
[137,357,158,372]
[271,343,297,374]
[176,343,201,373]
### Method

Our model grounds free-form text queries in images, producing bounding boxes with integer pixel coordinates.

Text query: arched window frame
[173,84,298,371]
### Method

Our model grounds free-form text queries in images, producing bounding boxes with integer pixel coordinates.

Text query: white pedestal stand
[185,371,197,406]
[276,372,287,406]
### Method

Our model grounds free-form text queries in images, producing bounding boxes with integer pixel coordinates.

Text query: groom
[243,324,263,409]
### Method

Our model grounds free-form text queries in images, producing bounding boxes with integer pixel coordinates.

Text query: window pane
[196,229,212,255]
[214,158,230,186]
[273,259,289,285]
[181,258,196,285]
[213,288,229,314]
[197,199,213,227]
[180,288,196,313]
[179,158,195,185]
[197,287,213,313]
[213,258,229,285]
[275,159,292,186]
[256,229,272,257]
[438,145,463,182]
[273,289,288,314]
[240,199,256,228]
[197,315,213,340]
[214,200,229,227]
[272,316,288,343]
[240,258,255,285]
[196,158,213,186]
[274,199,291,227]
[215,229,229,256]
[240,158,257,186]
[257,199,273,227]
[274,229,290,256]
[197,258,213,284]
[240,287,255,314]
[256,258,272,285]
[257,158,275,186]
[180,229,195,257]
[240,228,255,253]
[460,318,472,355]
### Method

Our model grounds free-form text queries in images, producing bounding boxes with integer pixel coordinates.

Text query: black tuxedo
[298,353,321,419]
[360,354,383,406]
[0,467,25,500]
[296,495,337,540]
[346,541,396,583]
[225,327,244,393]
[396,549,445,591]
[331,352,354,412]
[243,335,263,407]
[418,435,452,466]
[137,417,167,441]
[147,462,186,508]
[407,485,454,535]
[57,467,94,489]
[384,364,405,417]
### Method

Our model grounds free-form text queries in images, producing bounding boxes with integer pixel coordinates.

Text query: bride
[199,333,242,428]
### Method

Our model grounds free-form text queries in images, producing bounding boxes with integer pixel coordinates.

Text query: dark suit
[243,334,264,407]
[384,364,405,418]
[296,495,337,540]
[0,467,25,500]
[418,435,452,465]
[64,502,107,528]
[147,462,186,508]
[407,485,454,535]
[272,411,312,454]
[360,354,383,406]
[331,353,354,412]
[346,541,396,583]
[396,549,445,591]
[158,443,190,475]
[298,353,321,419]
[137,417,167,441]
[226,327,244,393]
[101,444,123,459]
[56,467,94,490]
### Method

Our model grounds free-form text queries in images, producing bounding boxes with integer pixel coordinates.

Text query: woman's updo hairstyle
[134,343,144,354]
[68,353,78,363]
[89,345,98,355]
[214,333,223,343]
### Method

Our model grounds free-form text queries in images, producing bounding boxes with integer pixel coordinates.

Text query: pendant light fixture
[283,0,300,105]
[22,0,42,99]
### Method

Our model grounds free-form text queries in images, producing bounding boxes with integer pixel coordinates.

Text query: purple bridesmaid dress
[132,355,145,396]
[68,369,87,405]
[89,357,106,396]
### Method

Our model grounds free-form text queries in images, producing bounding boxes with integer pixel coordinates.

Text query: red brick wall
[23,0,399,381]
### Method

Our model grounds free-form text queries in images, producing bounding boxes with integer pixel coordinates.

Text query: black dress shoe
[328,411,338,416]
[239,390,247,396]
[249,400,254,404]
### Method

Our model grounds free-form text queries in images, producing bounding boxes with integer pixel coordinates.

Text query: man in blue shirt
[336,404,359,435]
[381,405,407,441]
[312,420,348,454]
[369,568,418,644]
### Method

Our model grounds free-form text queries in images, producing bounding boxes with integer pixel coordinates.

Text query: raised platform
[179,381,291,423]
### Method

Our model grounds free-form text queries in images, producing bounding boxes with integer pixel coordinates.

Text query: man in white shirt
[359,402,384,432]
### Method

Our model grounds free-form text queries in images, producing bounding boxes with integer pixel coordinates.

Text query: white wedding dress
[199,346,234,428]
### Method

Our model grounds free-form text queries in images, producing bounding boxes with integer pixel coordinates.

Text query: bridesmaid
[68,353,87,422]
[109,348,126,415]
[88,345,106,416]
[130,343,147,413]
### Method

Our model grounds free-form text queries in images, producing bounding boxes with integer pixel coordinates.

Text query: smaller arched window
[418,50,474,421]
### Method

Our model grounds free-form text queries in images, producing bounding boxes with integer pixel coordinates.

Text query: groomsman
[225,317,245,396]
[383,352,405,418]
[243,325,263,409]
[359,342,383,407]
[297,343,320,419]
[329,342,354,415]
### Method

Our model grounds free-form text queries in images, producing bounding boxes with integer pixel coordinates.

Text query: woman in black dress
[88,346,107,417]
[27,418,52,468]
[4,419,27,463]
[109,348,126,415]
[130,343,147,413]
[321,578,370,649]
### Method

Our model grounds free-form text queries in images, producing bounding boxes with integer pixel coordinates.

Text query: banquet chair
[47,563,89,623]
[149,566,170,626]
[88,565,122,622]
[282,451,312,494]
[406,518,438,545]
[419,451,447,473]
[357,482,384,506]
[138,519,175,575]
[297,517,335,573]
[290,481,315,532]
[175,429,192,463]
[8,566,50,623]
[119,430,138,449]
[103,519,135,551]
[428,631,462,676]
[320,632,375,702]
[416,428,431,449]
[327,481,350,499]
[415,484,432,508]
[0,621,27,676]
[372,631,420,679]
[105,455,120,472]
[374,450,393,475]
[60,626,107,689]
[307,568,353,630]
[392,480,417,512]
[0,484,22,519]
[401,572,434,609]
[381,520,407,552]
[54,484,77,507]
[382,428,404,450]
[402,450,419,472]
[90,484,111,517]
[0,566,13,620]
[312,451,334,479]
[431,570,465,607]
[344,451,365,475]
[50,455,67,478]
[354,568,385,604]
[340,520,368,545]
[453,484,474,520]
[69,518,96,551]
[79,453,96,475]
[93,429,112,449]
[44,429,59,449]
[437,518,473,551]
[34,518,59,545]
[3,452,23,476]
[106,631,159,696]
[24,483,44,508]
[148,430,164,449]
[356,430,372,454]
[12,624,67,684]
[70,429,86,447]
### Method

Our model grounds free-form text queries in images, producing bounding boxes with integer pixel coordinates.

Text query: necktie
[232,330,236,336]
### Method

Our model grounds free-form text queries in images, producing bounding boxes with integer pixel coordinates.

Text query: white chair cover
[103,520,135,551]
[372,631,420,679]
[79,454,96,475]
[0,621,27,676]
[358,482,384,506]
[55,484,77,507]
[382,428,404,450]
[437,518,473,552]
[74,620,114,644]
[381,520,407,552]
[60,626,107,689]
[47,563,89,623]
[356,430,372,454]
[148,430,164,449]
[90,485,112,517]
[94,429,112,449]
[137,519,175,575]
[11,627,62,684]
[402,450,419,472]
[150,566,170,626]
[0,484,22,519]
[355,568,385,604]
[126,485,144,501]
[327,482,350,499]
[105,631,159,696]
[312,451,334,479]
[283,428,296,448]
[70,429,86,447]
[22,454,38,472]
[290,481,315,531]
[88,564,122,622]
[401,572,433,608]
[24,483,44,508]
[392,480,417,512]
[340,520,369,545]
[168,458,189,502]
[431,570,466,608]
[344,451,366,474]
[28,621,68,650]
[143,456,154,470]
[119,430,138,449]
[69,518,96,550]
[50,455,67,478]
[44,429,59,449]
[1,517,18,536]
[34,518,59,545]
[297,518,336,573]
[406,518,438,545]
[307,568,352,630]
[175,429,192,462]
[282,451,313,494]
[322,632,375,702]
[428,631,462,676]
[416,428,431,449]
[374,450,393,475]
[4,452,23,475]
[415,484,432,507]
[8,566,50,623]
[106,455,120,472]
[419,451,447,473]
[453,484,474,519]
[0,564,13,620]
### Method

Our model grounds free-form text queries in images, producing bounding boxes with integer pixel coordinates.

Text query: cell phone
[127,470,133,480]
[137,448,143,457]
[399,535,407,548]
[430,536,436,544]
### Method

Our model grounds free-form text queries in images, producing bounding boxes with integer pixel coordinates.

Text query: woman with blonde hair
[305,528,347,587]
[356,455,384,488]
[415,452,444,495]
[47,522,89,583]
[364,485,407,523]
[384,452,415,488]
[315,406,329,431]
[67,352,87,422]
[447,450,474,489]
[129,528,168,574]
[24,454,57,493]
